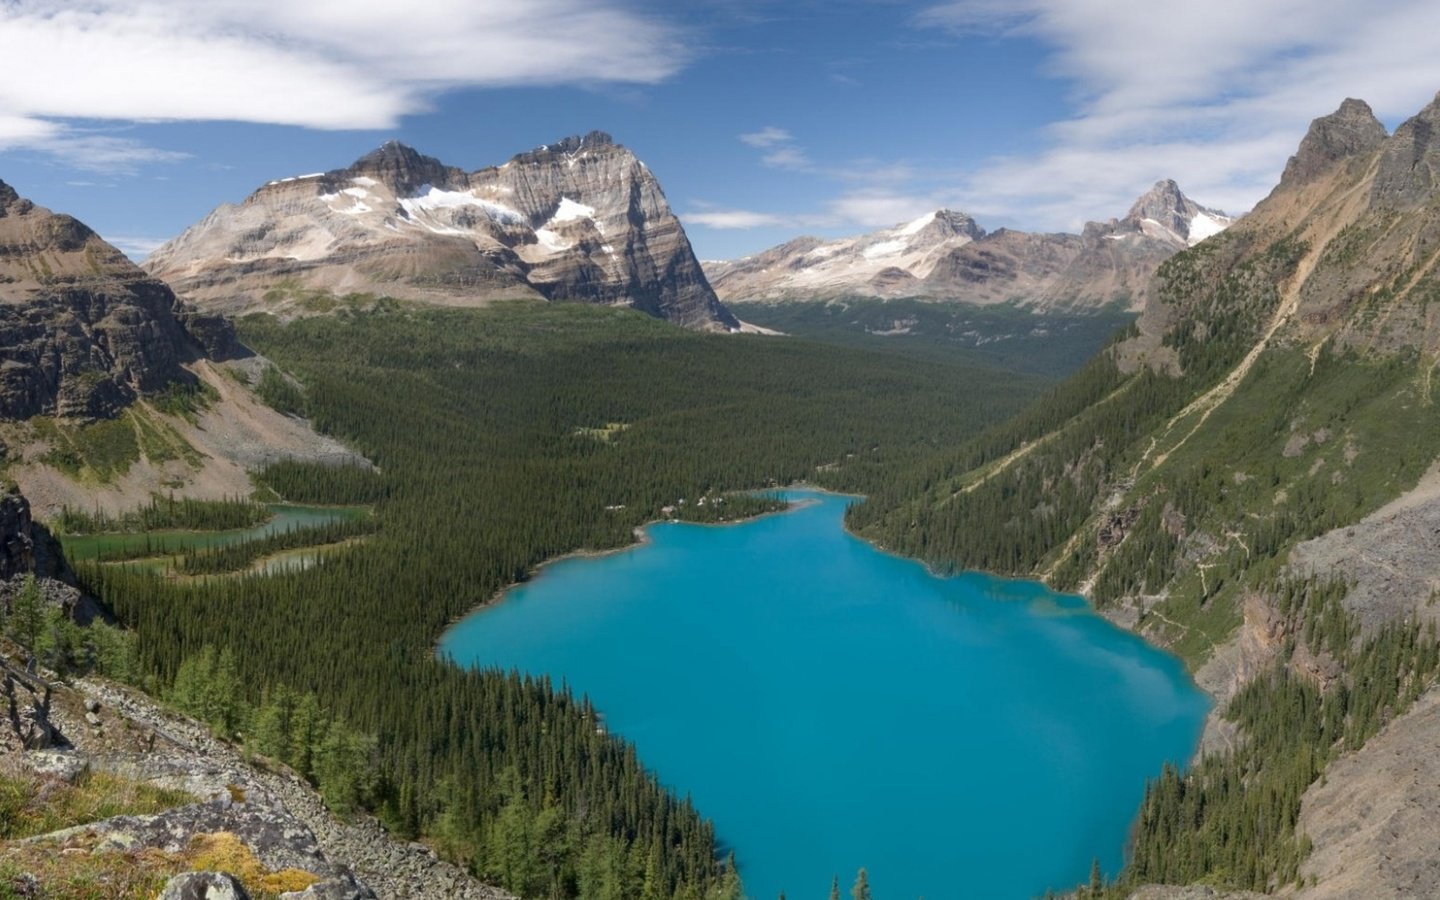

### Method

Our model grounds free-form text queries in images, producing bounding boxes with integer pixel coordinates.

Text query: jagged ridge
[705,181,1232,311]
[145,134,737,332]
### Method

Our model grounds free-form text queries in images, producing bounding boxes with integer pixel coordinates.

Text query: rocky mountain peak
[1118,179,1232,247]
[920,209,986,242]
[1282,98,1388,186]
[345,141,460,195]
[0,184,138,288]
[145,135,737,331]
[551,131,615,153]
[511,131,624,168]
[1371,91,1440,207]
[1125,179,1188,224]
[0,179,22,213]
[0,179,239,419]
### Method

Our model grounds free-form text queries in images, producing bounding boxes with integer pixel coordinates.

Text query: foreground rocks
[78,677,511,899]
[0,653,511,900]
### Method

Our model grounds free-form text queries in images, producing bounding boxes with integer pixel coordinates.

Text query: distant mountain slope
[145,133,737,331]
[849,93,1440,897]
[704,180,1232,312]
[0,178,363,517]
[0,178,236,420]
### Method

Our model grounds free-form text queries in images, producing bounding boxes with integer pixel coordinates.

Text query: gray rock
[23,749,88,782]
[69,801,335,878]
[279,874,377,900]
[1,666,56,751]
[157,871,250,900]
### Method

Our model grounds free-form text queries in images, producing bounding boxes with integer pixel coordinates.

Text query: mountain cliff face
[849,94,1440,898]
[145,133,737,331]
[704,182,1231,311]
[0,486,33,580]
[0,179,237,421]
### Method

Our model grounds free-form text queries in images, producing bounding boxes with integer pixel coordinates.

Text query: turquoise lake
[440,490,1208,899]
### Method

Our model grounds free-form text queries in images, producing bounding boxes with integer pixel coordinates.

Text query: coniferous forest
[76,302,1045,899]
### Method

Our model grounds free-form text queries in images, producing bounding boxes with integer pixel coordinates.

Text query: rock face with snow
[146,133,737,331]
[0,179,235,420]
[705,181,1232,312]
[705,209,984,302]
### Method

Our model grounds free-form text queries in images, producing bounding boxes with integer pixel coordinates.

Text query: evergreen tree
[829,875,841,900]
[10,574,43,660]
[852,867,871,900]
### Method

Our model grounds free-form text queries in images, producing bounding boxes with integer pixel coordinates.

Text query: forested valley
[71,301,1050,899]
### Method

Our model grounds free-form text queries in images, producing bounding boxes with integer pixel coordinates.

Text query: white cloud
[685,189,946,234]
[918,0,1440,228]
[104,234,169,260]
[761,147,813,170]
[738,126,815,171]
[0,0,688,169]
[739,127,794,148]
[685,209,795,230]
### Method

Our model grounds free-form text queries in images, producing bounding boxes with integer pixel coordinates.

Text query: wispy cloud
[739,127,795,148]
[0,0,689,170]
[738,126,814,170]
[917,0,1440,228]
[685,209,796,230]
[685,187,943,232]
[104,234,169,260]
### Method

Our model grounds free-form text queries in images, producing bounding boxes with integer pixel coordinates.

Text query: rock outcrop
[0,486,34,580]
[0,178,238,420]
[157,872,251,900]
[704,182,1231,312]
[1279,98,1388,187]
[145,133,738,331]
[1371,91,1440,207]
[1,661,56,751]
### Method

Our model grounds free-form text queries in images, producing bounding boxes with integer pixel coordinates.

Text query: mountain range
[704,179,1232,311]
[145,132,738,331]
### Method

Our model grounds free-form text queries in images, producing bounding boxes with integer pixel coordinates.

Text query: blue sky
[2,1,1440,261]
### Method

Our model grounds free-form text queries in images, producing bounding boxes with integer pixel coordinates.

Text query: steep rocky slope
[0,180,368,517]
[849,93,1440,896]
[146,133,737,331]
[0,179,237,421]
[0,643,511,899]
[704,181,1231,311]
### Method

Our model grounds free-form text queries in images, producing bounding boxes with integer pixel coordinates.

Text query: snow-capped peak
[898,211,937,236]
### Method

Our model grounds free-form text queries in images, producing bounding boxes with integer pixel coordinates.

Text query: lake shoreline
[437,482,1210,707]
[437,484,1210,899]
[432,489,826,654]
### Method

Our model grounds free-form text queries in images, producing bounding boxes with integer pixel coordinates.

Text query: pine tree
[829,875,841,900]
[10,574,43,661]
[851,867,871,900]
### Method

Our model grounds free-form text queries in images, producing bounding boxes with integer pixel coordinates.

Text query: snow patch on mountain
[1187,210,1231,244]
